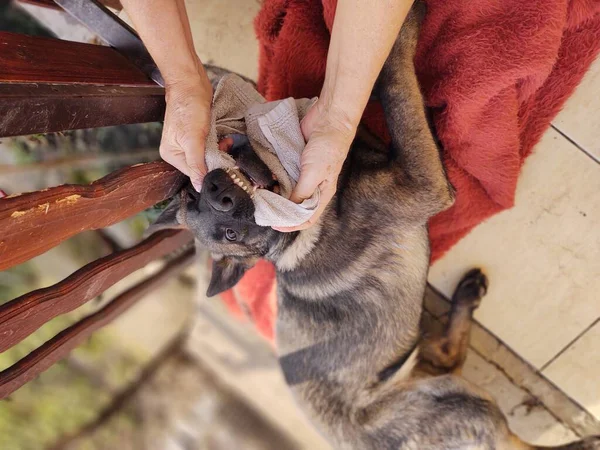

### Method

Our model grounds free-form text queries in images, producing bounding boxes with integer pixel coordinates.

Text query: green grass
[0,315,143,450]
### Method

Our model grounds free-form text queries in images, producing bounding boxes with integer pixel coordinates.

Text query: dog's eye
[225,228,238,242]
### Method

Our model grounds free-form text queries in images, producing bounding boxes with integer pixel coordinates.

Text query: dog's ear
[207,256,256,297]
[145,194,187,237]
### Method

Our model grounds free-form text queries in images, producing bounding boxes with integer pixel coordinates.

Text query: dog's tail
[521,435,600,450]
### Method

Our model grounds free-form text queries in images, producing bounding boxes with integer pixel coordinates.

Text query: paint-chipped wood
[0,83,165,137]
[0,247,194,400]
[0,32,152,85]
[0,161,186,271]
[0,230,193,354]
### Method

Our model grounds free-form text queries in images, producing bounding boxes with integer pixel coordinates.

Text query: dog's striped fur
[155,2,599,448]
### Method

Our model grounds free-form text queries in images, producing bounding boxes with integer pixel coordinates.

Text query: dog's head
[150,142,287,297]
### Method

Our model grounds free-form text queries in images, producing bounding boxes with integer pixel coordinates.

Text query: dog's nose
[203,170,237,212]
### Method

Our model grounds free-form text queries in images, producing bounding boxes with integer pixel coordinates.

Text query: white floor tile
[553,56,600,161]
[429,128,600,369]
[462,352,578,446]
[543,322,600,420]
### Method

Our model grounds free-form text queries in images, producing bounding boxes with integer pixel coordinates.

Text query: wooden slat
[0,161,185,271]
[0,149,159,175]
[0,83,165,137]
[0,247,194,400]
[0,230,193,354]
[0,32,152,85]
[16,0,62,8]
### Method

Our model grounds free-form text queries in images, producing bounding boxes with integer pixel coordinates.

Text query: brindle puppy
[151,3,599,449]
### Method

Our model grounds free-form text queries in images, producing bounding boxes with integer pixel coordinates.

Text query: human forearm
[321,0,414,130]
[281,0,415,231]
[120,0,212,189]
[120,0,204,86]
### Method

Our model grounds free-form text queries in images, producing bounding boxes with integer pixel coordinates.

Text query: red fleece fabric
[220,0,600,341]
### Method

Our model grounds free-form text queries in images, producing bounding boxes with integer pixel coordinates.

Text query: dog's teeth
[242,186,248,192]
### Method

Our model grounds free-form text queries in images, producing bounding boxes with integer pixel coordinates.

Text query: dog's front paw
[453,268,488,310]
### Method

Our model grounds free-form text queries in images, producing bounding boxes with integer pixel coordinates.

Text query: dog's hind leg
[418,272,600,450]
[377,1,454,220]
[417,269,488,376]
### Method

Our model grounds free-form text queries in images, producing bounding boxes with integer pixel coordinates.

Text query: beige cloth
[203,74,319,227]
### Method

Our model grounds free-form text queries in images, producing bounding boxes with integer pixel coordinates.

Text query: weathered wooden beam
[0,32,152,85]
[0,149,159,175]
[0,230,193,354]
[0,32,163,136]
[0,83,165,137]
[0,161,185,271]
[0,247,194,400]
[16,0,61,8]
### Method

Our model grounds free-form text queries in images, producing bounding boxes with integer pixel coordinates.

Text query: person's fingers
[160,143,190,178]
[181,130,208,191]
[163,74,213,191]
[274,179,336,232]
[289,161,328,204]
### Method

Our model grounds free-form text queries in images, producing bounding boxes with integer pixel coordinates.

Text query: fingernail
[192,181,202,192]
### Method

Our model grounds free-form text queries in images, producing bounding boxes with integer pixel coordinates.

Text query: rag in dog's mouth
[221,138,280,196]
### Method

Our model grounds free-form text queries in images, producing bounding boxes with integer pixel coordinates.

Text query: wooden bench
[0,0,195,399]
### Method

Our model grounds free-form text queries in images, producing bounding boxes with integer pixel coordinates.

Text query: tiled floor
[430,126,599,368]
[544,322,600,419]
[120,0,600,442]
[553,58,600,162]
[428,56,600,420]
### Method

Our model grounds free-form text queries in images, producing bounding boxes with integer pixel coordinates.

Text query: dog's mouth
[220,136,280,196]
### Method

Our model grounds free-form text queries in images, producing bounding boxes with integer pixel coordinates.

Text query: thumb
[160,143,191,178]
[290,166,324,204]
[182,132,209,191]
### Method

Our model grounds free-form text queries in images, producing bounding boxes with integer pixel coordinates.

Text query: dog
[150,3,599,449]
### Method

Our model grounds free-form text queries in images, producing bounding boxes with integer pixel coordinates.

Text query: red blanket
[220,0,600,341]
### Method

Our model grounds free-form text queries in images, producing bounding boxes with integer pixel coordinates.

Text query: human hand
[161,70,213,191]
[273,99,356,232]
